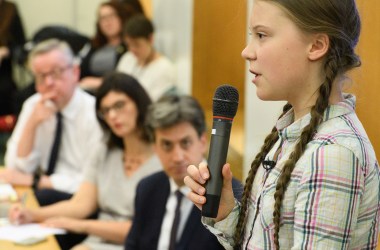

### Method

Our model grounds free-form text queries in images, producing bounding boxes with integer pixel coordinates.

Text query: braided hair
[234,0,361,248]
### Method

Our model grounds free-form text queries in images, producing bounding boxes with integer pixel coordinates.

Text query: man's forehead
[155,125,196,141]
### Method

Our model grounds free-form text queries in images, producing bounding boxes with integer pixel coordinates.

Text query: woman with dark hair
[9,72,162,250]
[0,0,25,164]
[79,0,143,92]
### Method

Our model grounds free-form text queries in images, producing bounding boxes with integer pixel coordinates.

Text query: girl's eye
[257,33,265,39]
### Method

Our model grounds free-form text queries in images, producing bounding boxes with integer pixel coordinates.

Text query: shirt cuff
[201,200,240,249]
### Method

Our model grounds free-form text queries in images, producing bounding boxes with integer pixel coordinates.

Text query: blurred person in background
[2,39,103,207]
[117,15,177,101]
[0,0,26,164]
[79,0,143,92]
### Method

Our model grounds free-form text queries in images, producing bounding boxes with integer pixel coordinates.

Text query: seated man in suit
[125,95,242,249]
[1,39,103,206]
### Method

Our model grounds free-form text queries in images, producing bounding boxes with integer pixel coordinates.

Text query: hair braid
[233,103,292,249]
[272,55,338,248]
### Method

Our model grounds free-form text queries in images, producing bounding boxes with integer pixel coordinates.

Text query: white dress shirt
[157,178,193,250]
[5,88,103,193]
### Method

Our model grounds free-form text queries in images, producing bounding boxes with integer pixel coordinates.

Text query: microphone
[202,84,239,218]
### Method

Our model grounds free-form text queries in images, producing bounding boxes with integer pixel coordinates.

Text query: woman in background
[0,0,25,115]
[79,0,142,92]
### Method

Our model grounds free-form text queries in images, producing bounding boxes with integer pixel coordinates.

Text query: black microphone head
[213,84,239,119]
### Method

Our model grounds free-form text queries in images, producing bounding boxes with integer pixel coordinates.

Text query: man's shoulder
[139,171,168,188]
[75,87,96,104]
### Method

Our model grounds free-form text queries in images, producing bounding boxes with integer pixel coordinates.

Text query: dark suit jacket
[125,171,243,250]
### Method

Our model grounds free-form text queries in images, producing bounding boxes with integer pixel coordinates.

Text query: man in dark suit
[125,95,242,250]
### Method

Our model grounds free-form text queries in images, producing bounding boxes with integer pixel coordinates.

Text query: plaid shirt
[203,94,380,249]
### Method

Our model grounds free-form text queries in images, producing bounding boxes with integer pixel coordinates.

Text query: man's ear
[308,33,329,61]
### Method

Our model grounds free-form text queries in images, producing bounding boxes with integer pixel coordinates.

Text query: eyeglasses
[98,100,126,120]
[34,65,72,85]
[99,13,118,22]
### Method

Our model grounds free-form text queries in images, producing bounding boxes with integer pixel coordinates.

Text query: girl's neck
[292,79,344,121]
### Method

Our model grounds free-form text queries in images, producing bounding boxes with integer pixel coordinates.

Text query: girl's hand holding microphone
[184,162,236,222]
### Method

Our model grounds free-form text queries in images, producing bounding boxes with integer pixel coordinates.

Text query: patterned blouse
[203,94,380,249]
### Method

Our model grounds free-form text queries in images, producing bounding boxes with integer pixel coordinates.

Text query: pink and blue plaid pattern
[203,95,380,249]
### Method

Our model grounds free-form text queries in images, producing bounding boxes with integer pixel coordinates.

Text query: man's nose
[42,74,55,86]
[172,145,185,162]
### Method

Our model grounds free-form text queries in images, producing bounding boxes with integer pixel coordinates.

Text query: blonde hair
[28,38,76,69]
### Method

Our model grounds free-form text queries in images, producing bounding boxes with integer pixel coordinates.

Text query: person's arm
[17,98,56,158]
[44,217,131,244]
[79,76,102,90]
[293,144,364,249]
[4,95,55,174]
[9,181,98,224]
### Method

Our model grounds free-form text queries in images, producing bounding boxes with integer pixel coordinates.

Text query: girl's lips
[251,72,261,83]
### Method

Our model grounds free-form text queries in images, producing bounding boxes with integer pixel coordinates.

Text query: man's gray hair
[28,38,76,68]
[145,95,206,141]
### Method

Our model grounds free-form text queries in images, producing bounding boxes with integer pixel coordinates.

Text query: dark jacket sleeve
[124,181,144,250]
[231,177,244,202]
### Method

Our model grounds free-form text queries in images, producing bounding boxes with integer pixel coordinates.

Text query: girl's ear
[308,33,329,61]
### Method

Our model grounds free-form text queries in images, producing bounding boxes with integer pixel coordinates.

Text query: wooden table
[0,186,61,250]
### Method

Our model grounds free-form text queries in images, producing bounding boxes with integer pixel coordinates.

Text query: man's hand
[29,96,58,127]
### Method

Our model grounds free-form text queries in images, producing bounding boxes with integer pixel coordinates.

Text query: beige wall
[350,0,380,159]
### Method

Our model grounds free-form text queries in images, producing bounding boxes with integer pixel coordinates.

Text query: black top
[0,1,26,116]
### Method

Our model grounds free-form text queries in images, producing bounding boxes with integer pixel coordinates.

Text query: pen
[20,192,28,206]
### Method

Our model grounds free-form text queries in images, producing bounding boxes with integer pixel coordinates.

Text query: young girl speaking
[185,0,380,249]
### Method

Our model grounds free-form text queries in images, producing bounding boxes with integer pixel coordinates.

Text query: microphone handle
[202,119,232,218]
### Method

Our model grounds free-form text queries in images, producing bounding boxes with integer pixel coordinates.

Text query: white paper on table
[0,183,17,201]
[0,223,66,242]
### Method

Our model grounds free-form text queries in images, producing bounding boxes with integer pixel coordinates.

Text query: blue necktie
[169,190,183,250]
